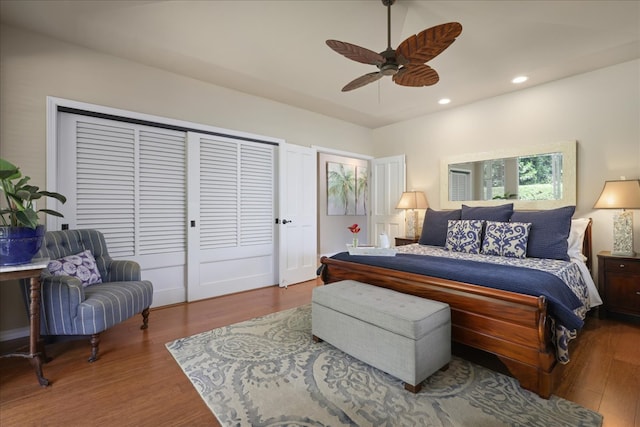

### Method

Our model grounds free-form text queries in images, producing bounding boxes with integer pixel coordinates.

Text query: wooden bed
[319,221,592,399]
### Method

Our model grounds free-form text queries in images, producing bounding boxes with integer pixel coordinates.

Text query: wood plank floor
[1,278,638,426]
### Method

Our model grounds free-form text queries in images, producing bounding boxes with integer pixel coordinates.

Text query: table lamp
[593,179,640,256]
[396,191,428,239]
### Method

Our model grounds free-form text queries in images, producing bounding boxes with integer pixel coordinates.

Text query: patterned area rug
[166,305,602,427]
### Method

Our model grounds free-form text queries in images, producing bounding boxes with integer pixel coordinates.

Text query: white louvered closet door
[57,114,277,305]
[57,113,188,307]
[186,132,276,302]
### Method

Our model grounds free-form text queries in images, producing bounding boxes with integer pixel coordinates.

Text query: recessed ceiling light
[512,76,528,84]
[438,98,451,105]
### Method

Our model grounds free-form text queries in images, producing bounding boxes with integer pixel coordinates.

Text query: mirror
[440,141,576,210]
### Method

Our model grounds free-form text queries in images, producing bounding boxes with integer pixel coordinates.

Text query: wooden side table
[0,258,50,386]
[395,237,419,247]
[597,251,640,322]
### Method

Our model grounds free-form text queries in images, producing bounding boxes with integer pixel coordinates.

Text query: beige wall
[371,59,640,270]
[0,24,373,337]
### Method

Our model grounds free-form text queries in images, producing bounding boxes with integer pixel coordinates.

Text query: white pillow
[567,218,590,262]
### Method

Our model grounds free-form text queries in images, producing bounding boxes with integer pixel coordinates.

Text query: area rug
[166,305,602,427]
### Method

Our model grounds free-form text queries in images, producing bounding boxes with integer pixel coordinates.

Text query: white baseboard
[0,326,29,342]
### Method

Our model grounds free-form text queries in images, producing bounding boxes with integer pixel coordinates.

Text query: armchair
[21,229,153,362]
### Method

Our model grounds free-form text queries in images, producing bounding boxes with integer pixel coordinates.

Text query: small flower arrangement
[348,223,361,247]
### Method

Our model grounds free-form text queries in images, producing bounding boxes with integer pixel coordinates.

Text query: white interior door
[187,132,277,301]
[278,143,317,287]
[370,155,406,246]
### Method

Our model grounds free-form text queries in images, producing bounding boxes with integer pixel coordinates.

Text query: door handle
[282,219,292,224]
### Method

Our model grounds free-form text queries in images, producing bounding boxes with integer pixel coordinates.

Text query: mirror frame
[440,141,577,210]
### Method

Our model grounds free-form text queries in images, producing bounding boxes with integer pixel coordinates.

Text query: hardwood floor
[1,278,638,426]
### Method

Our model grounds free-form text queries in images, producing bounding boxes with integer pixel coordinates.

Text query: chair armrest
[39,273,85,335]
[41,272,85,302]
[107,260,142,282]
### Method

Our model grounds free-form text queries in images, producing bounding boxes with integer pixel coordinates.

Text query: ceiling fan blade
[393,64,439,87]
[342,72,384,92]
[396,22,462,64]
[326,40,385,66]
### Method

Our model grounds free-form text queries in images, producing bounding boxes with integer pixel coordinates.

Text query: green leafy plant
[0,158,66,229]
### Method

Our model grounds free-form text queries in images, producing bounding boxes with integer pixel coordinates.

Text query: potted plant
[0,158,66,266]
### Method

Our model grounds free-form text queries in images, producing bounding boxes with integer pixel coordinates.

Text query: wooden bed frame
[319,221,592,399]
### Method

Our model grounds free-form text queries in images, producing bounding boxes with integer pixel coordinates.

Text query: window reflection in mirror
[440,141,576,210]
[448,152,563,201]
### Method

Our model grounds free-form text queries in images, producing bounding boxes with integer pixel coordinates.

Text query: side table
[597,251,640,322]
[0,258,50,386]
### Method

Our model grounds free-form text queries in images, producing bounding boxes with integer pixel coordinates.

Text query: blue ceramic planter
[0,225,46,266]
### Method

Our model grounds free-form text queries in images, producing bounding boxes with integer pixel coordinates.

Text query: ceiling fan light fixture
[512,75,528,84]
[380,63,399,76]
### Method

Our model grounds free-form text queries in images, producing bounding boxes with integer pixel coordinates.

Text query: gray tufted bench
[312,280,451,393]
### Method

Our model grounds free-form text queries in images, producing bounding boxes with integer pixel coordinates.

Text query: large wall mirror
[440,141,576,210]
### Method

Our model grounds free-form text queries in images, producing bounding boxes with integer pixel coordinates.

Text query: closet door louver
[198,137,274,250]
[240,144,274,246]
[74,120,186,258]
[139,130,187,255]
[75,121,136,257]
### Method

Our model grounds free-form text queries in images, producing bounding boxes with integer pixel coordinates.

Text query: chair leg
[88,334,100,363]
[140,307,150,330]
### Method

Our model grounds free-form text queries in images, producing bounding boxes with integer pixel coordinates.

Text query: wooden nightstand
[395,237,419,246]
[597,251,640,321]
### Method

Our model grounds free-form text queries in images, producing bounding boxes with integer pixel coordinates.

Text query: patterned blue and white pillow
[47,249,103,287]
[445,220,484,254]
[481,221,531,258]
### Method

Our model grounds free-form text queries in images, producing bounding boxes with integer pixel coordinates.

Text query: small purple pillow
[47,250,102,287]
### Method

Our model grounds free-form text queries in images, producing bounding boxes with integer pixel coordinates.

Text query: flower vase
[352,236,358,248]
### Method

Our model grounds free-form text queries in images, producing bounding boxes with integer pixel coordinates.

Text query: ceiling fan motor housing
[379,49,399,75]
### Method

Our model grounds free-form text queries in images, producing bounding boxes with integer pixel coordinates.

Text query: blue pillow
[419,208,462,246]
[510,205,575,260]
[445,220,484,254]
[461,203,514,222]
[481,221,531,258]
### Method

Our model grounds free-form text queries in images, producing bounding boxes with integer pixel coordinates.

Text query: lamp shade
[593,179,640,209]
[396,191,429,210]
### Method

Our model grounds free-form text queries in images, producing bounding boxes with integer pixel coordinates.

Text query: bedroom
[1,0,639,425]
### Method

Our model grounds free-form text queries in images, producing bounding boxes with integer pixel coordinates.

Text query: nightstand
[597,251,640,321]
[395,237,419,247]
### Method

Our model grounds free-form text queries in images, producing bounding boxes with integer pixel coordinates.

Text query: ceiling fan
[326,0,462,92]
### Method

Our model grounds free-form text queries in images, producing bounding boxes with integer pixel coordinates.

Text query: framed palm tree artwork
[327,162,356,215]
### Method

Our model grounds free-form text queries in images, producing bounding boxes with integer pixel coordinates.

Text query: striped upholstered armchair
[22,229,153,362]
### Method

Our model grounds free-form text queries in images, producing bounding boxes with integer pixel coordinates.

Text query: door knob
[282,219,292,224]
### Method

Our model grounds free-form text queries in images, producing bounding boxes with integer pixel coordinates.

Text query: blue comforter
[329,252,584,330]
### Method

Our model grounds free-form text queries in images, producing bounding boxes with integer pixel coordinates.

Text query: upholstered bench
[312,280,451,393]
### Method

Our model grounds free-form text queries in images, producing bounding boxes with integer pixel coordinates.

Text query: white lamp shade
[396,191,429,210]
[593,179,640,209]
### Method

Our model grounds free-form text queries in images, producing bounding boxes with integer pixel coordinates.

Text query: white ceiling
[1,0,639,128]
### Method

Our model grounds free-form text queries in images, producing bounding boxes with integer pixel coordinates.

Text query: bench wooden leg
[404,383,422,393]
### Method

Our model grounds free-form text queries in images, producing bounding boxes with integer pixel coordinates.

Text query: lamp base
[405,209,420,239]
[611,211,635,257]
